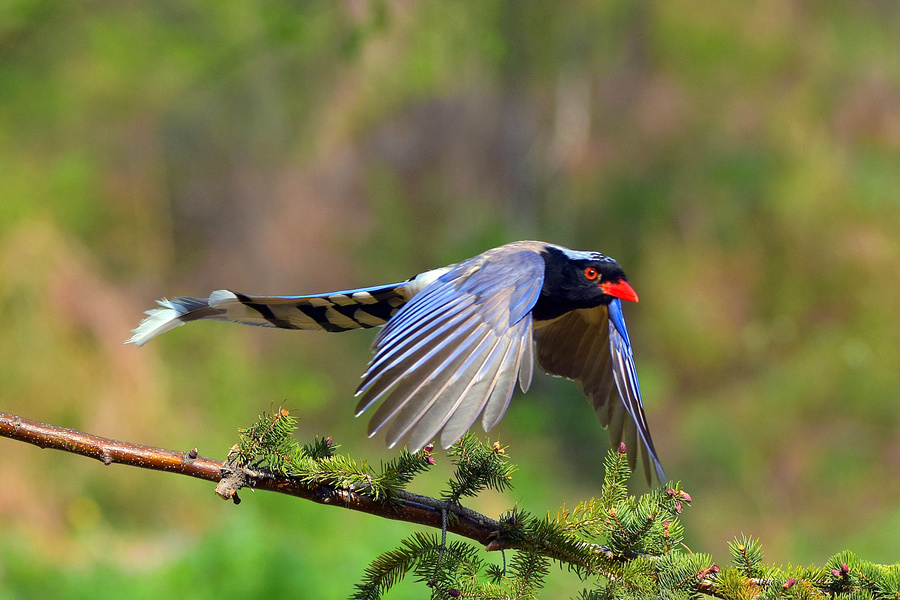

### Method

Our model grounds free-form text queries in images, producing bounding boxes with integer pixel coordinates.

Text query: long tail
[126,283,410,346]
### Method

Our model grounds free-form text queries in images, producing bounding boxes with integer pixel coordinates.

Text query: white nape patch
[405,266,452,298]
[549,244,614,264]
[126,299,187,347]
[209,290,238,307]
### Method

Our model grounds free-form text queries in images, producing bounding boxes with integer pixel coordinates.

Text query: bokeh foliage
[1,1,898,598]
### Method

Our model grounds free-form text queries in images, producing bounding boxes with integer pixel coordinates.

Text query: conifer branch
[0,411,224,481]
[0,411,499,545]
[3,410,899,599]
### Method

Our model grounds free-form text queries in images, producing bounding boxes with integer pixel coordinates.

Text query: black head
[531,245,638,322]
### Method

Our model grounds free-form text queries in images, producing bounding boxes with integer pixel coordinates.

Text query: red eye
[584,267,598,280]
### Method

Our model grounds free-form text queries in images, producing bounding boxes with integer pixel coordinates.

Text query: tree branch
[2,411,872,599]
[0,411,502,546]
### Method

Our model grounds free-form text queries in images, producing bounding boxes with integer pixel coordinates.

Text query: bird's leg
[429,506,449,589]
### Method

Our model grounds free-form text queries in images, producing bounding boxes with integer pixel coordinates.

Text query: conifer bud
[783,578,796,590]
[618,442,627,454]
[226,444,240,461]
[841,563,850,575]
[666,488,691,510]
[423,442,435,453]
[448,589,461,598]
[832,569,841,578]
[425,455,435,465]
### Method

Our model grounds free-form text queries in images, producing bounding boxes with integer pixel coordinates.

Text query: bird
[128,241,666,483]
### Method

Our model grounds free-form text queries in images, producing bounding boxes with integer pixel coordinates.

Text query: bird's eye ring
[584,267,598,280]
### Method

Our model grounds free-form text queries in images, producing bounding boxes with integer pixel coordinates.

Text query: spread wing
[354,249,545,452]
[534,299,666,484]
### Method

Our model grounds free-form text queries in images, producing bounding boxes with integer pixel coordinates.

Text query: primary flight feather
[128,241,667,484]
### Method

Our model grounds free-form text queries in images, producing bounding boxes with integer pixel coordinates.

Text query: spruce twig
[443,436,515,503]
[3,410,900,599]
[0,411,499,544]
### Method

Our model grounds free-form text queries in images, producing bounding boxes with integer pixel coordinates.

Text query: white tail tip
[126,299,188,347]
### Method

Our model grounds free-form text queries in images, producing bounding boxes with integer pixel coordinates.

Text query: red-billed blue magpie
[128,241,666,483]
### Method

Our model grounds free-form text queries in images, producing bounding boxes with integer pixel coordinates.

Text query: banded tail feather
[127,282,411,347]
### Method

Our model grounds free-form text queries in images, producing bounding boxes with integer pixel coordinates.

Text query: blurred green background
[1,1,899,597]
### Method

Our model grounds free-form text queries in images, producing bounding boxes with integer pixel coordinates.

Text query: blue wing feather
[355,249,546,451]
[607,299,666,483]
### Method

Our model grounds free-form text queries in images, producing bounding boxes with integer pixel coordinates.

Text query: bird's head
[533,245,638,321]
[568,255,638,304]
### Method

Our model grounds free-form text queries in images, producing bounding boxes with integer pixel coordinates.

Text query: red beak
[600,280,639,303]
